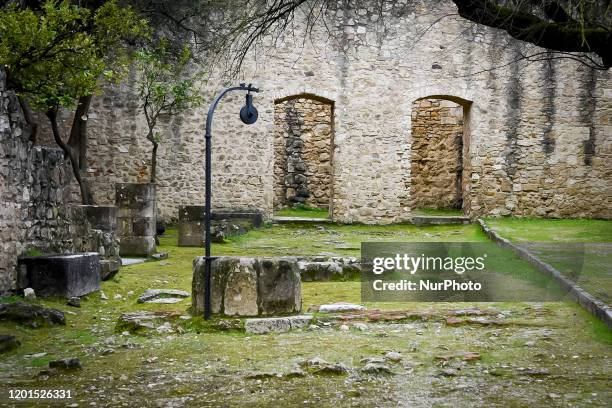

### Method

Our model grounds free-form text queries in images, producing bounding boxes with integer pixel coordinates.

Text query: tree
[0,0,148,203]
[451,0,611,69]
[133,38,201,183]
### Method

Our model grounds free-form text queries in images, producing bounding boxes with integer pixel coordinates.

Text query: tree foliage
[0,0,148,204]
[0,0,148,109]
[134,38,202,183]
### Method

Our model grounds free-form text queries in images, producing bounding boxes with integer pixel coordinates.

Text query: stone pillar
[192,256,301,316]
[69,205,121,280]
[178,206,263,247]
[115,183,156,256]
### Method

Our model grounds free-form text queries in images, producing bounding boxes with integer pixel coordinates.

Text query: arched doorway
[273,94,334,218]
[410,96,471,215]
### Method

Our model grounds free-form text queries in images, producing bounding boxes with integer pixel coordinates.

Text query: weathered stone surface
[23,287,36,300]
[244,315,313,334]
[0,335,20,353]
[0,72,74,294]
[0,302,65,328]
[116,311,175,333]
[100,259,121,281]
[297,257,361,281]
[299,357,349,375]
[137,289,190,303]
[223,259,259,316]
[32,1,609,225]
[17,253,100,298]
[258,258,302,315]
[361,362,394,375]
[274,98,333,209]
[178,207,263,247]
[116,183,156,256]
[411,99,464,211]
[69,205,121,278]
[319,303,366,313]
[192,256,302,317]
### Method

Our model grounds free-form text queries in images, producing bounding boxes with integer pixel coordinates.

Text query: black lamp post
[203,83,260,320]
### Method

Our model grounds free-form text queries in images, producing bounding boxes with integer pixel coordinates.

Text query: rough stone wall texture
[34,0,612,222]
[0,70,74,293]
[410,98,463,210]
[273,97,333,209]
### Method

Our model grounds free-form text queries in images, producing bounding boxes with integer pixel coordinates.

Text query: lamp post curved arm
[203,83,260,320]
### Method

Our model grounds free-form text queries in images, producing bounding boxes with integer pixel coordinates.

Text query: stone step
[410,215,471,226]
[272,216,332,223]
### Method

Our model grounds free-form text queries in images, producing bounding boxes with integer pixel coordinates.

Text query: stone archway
[273,94,334,215]
[409,95,472,214]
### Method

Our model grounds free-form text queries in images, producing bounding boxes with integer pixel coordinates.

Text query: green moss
[23,248,44,257]
[0,220,610,406]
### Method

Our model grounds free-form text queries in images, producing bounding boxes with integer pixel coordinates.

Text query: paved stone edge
[477,218,612,329]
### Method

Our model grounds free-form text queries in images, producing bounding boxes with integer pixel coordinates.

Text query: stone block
[258,258,301,315]
[116,183,156,256]
[192,256,302,317]
[244,315,313,334]
[178,206,263,247]
[119,236,156,257]
[17,253,100,298]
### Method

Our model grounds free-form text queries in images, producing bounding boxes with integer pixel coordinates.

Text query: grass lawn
[485,218,612,305]
[274,207,330,219]
[484,218,612,242]
[412,208,465,216]
[1,221,610,407]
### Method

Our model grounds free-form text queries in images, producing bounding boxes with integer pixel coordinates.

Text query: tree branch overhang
[452,0,611,68]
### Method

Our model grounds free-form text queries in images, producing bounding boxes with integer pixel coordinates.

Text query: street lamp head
[240,90,258,125]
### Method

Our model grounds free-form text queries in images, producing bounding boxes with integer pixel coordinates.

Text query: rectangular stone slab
[179,206,263,247]
[18,253,100,298]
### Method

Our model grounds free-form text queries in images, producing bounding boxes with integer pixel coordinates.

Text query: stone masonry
[274,97,334,210]
[410,98,464,210]
[1,70,120,293]
[0,70,74,293]
[31,0,611,222]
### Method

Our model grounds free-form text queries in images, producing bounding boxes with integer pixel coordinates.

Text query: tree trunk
[18,96,38,143]
[68,95,94,205]
[150,141,158,183]
[46,106,93,205]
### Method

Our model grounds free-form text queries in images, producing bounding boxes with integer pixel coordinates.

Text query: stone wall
[410,98,464,210]
[0,70,74,293]
[273,97,333,209]
[33,0,612,222]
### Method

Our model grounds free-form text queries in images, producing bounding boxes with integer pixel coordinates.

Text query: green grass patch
[484,218,612,242]
[412,208,464,216]
[274,206,329,219]
[484,218,612,305]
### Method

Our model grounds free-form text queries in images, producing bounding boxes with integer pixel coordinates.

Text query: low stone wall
[178,206,263,247]
[192,256,301,316]
[116,183,156,256]
[70,205,121,279]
